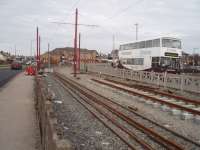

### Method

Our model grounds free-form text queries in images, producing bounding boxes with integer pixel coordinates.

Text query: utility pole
[30,40,33,57]
[135,23,138,41]
[77,32,81,72]
[39,35,41,70]
[48,43,50,72]
[36,27,39,71]
[113,34,115,50]
[51,9,98,75]
[73,8,78,77]
[193,48,195,67]
[192,48,199,67]
[15,45,16,57]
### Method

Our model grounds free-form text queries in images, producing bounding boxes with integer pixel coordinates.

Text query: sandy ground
[0,73,39,150]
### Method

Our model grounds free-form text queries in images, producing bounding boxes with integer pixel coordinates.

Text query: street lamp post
[135,23,138,41]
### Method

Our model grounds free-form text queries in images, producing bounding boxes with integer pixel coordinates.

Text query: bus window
[145,40,153,48]
[127,58,144,65]
[162,38,181,49]
[152,39,160,47]
[160,57,171,67]
[139,41,145,48]
[162,39,171,47]
[120,45,123,50]
[135,42,140,49]
[172,40,181,49]
[152,57,160,67]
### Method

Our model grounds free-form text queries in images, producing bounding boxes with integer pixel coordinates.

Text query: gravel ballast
[57,67,200,148]
[44,75,130,150]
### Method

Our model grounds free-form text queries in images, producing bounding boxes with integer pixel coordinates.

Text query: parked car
[31,61,37,66]
[11,61,22,70]
[26,60,32,65]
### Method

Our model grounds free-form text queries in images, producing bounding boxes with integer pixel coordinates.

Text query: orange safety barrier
[25,66,36,76]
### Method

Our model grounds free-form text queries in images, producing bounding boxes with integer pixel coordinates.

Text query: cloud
[0,0,199,55]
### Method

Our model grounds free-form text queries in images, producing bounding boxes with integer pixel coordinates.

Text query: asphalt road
[0,68,21,87]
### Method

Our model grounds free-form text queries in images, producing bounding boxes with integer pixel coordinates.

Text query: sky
[0,0,200,55]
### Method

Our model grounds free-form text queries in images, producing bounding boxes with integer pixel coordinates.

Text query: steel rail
[55,73,200,148]
[90,91,200,148]
[54,72,184,150]
[92,78,200,116]
[66,77,200,147]
[82,78,200,148]
[65,76,199,147]
[54,74,153,150]
[105,78,200,106]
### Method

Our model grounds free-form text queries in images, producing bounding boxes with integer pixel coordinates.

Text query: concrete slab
[159,97,168,100]
[183,104,196,109]
[181,112,193,120]
[145,100,153,105]
[0,73,38,150]
[193,107,200,111]
[161,105,170,112]
[172,101,185,105]
[153,103,160,108]
[162,98,176,102]
[137,97,145,102]
[171,109,181,115]
[194,116,200,124]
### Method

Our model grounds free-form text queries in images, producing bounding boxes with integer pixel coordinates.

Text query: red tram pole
[73,8,78,77]
[39,35,41,70]
[78,32,81,72]
[36,27,39,71]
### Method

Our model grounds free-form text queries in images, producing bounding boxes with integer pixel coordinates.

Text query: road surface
[0,68,21,87]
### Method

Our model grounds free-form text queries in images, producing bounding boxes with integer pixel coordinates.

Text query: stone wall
[35,76,73,150]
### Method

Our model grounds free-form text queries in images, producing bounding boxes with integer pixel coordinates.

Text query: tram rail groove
[105,78,200,106]
[91,78,200,116]
[53,72,186,150]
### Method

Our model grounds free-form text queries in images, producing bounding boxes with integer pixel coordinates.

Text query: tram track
[53,72,200,150]
[105,78,200,106]
[91,78,200,117]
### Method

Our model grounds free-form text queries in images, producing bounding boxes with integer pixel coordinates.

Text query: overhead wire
[64,0,82,20]
[70,0,81,10]
[51,21,99,27]
[106,0,145,20]
[48,0,82,45]
[50,0,145,50]
[78,13,120,51]
[78,0,145,36]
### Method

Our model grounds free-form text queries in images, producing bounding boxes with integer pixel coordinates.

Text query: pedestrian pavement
[0,73,38,150]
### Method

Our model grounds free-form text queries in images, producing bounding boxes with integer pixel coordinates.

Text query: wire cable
[70,0,81,10]
[64,0,82,20]
[107,0,145,20]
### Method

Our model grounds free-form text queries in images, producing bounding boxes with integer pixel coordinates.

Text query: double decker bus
[118,37,182,73]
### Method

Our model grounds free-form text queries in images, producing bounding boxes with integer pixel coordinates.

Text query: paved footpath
[0,73,38,150]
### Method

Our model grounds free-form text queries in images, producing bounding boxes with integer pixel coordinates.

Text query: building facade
[41,47,98,65]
